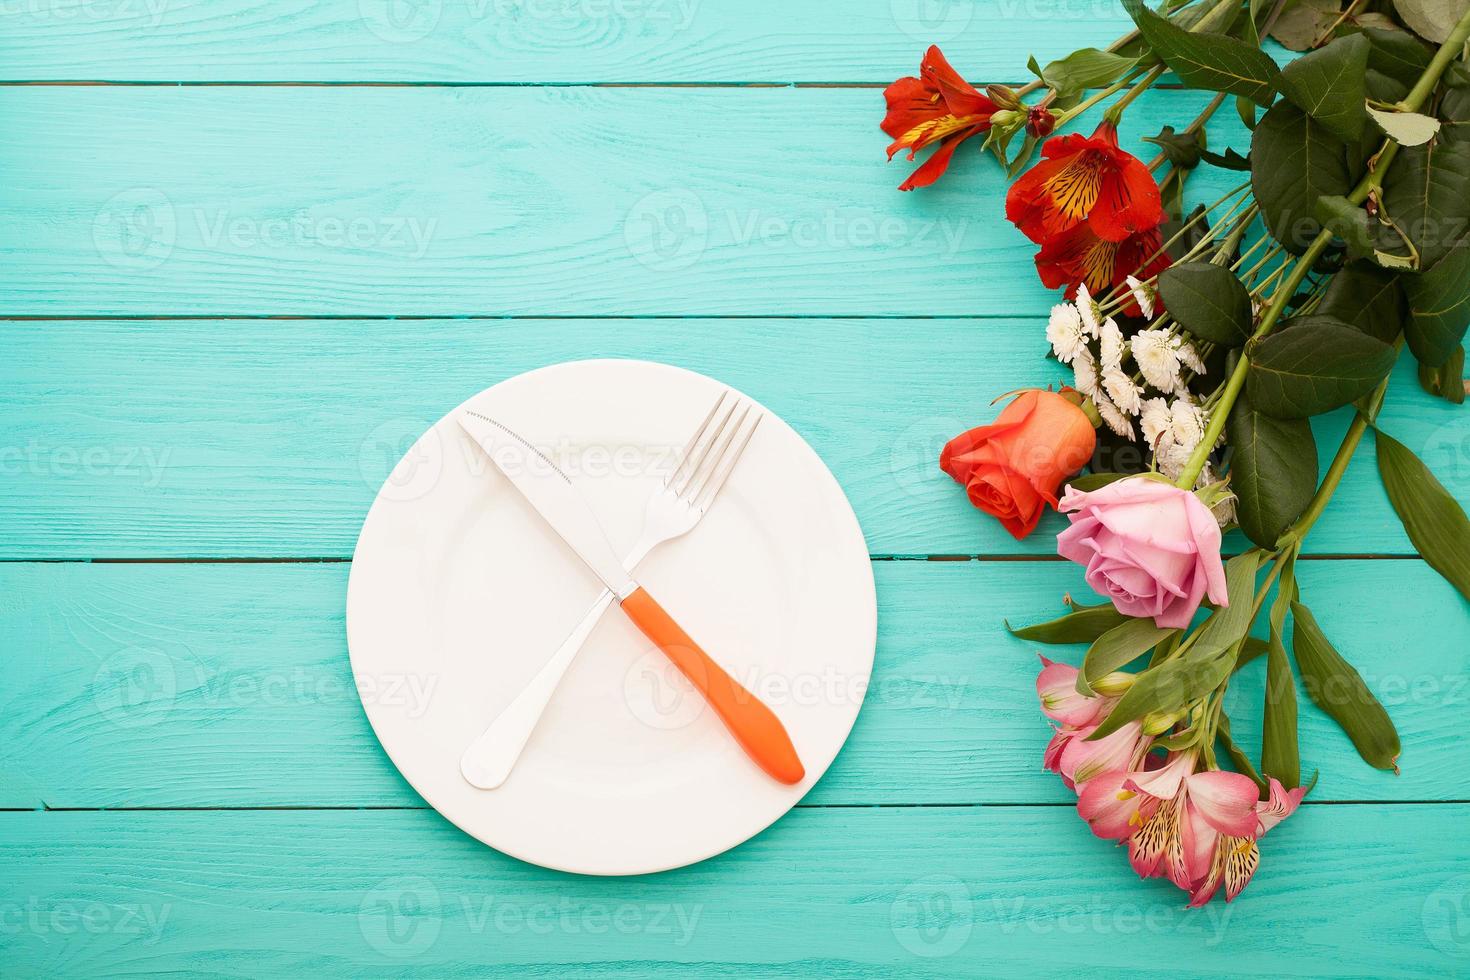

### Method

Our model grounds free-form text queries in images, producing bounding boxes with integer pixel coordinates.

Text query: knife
[457,409,805,786]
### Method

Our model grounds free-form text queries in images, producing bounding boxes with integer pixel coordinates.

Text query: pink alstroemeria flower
[1035,657,1148,790]
[1078,752,1308,904]
[1036,655,1113,728]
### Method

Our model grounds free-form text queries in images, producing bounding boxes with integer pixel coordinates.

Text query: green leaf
[1200,146,1253,170]
[1038,48,1140,101]
[1291,599,1401,771]
[1143,125,1204,168]
[1077,618,1178,695]
[1393,0,1470,43]
[1317,261,1406,344]
[1366,105,1442,146]
[1378,141,1470,270]
[1246,316,1398,417]
[1089,646,1237,739]
[1233,636,1271,671]
[1186,551,1264,658]
[1122,0,1281,105]
[1374,428,1470,600]
[1217,712,1269,792]
[1314,194,1375,257]
[1262,552,1301,788]
[1269,0,1338,51]
[1063,471,1131,494]
[1442,64,1470,146]
[1227,388,1319,547]
[1278,33,1370,141]
[1417,345,1466,403]
[1157,262,1253,346]
[1007,601,1129,645]
[1405,236,1470,365]
[1363,27,1433,87]
[1252,101,1352,254]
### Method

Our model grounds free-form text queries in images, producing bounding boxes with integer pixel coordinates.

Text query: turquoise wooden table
[3,3,1469,976]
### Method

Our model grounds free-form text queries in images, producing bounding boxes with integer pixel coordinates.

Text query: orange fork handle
[620,587,805,785]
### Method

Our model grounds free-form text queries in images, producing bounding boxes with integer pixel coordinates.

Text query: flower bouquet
[886,0,1470,904]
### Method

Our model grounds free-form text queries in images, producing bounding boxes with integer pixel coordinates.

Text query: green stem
[1105,64,1168,125]
[1055,68,1148,128]
[1174,3,1470,491]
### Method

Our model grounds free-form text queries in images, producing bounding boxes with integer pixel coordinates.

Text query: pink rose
[1056,476,1227,629]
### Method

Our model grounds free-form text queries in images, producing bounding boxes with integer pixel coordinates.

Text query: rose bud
[939,389,1097,540]
[1026,106,1056,139]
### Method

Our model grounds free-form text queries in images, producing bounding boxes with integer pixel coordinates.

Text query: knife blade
[457,409,805,786]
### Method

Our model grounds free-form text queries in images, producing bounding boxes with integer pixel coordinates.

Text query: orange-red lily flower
[882,46,997,191]
[1034,223,1171,316]
[1006,120,1164,244]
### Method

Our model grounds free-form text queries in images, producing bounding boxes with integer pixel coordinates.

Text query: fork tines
[667,391,763,510]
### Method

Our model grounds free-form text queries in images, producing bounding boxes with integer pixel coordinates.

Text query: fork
[460,392,762,789]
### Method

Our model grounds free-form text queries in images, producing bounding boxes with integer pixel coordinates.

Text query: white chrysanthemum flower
[1139,397,1171,450]
[1169,397,1207,451]
[1094,391,1135,440]
[1071,345,1100,398]
[1102,365,1143,415]
[1132,328,1183,393]
[1099,317,1125,369]
[1157,440,1194,480]
[1046,302,1087,364]
[1178,342,1207,375]
[1075,283,1102,338]
[1125,275,1155,319]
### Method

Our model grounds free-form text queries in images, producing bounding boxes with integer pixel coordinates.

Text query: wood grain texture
[4,320,1461,559]
[0,0,1133,83]
[2,805,1468,976]
[3,559,1463,809]
[0,87,1254,317]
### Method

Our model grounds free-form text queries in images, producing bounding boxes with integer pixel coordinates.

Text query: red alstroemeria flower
[882,45,997,191]
[1035,223,1171,316]
[1006,120,1164,244]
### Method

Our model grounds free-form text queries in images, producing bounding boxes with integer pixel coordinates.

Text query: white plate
[347,359,876,875]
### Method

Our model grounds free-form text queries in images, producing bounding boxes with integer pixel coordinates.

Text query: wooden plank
[2,559,1463,809]
[2,320,1457,558]
[0,86,1253,317]
[1,805,1466,975]
[0,1,1134,83]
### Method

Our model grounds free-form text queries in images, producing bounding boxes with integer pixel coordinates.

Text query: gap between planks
[0,80,1203,89]
[7,800,1465,813]
[0,555,1424,564]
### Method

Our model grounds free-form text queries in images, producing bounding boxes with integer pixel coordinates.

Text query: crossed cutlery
[457,393,805,789]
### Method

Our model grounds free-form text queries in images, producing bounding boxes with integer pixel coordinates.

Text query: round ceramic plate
[347,359,876,875]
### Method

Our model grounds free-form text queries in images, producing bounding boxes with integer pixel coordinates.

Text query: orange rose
[939,389,1097,539]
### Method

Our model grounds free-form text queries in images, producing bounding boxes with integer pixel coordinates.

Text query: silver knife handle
[460,587,618,789]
